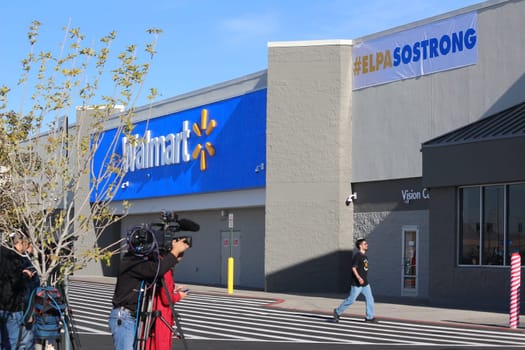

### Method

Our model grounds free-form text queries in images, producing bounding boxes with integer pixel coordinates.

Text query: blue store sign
[92,89,267,201]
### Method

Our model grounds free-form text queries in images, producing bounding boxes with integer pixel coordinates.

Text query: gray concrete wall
[74,108,105,276]
[120,206,265,289]
[351,178,430,298]
[427,187,518,310]
[352,0,525,182]
[354,210,429,299]
[266,41,354,292]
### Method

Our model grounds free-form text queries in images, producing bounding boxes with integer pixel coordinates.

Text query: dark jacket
[0,246,29,311]
[112,252,178,314]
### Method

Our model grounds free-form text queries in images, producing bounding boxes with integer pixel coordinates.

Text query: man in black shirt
[333,238,376,323]
[108,229,190,350]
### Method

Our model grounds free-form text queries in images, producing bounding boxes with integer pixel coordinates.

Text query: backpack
[25,286,67,340]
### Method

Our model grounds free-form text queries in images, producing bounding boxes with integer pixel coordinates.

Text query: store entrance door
[401,226,418,296]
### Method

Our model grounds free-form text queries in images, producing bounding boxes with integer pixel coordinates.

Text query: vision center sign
[91,89,267,201]
[401,188,430,204]
[353,12,477,90]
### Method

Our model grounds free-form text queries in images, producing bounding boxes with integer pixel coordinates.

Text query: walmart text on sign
[352,12,477,90]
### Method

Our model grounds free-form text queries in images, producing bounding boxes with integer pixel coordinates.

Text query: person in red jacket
[145,254,188,350]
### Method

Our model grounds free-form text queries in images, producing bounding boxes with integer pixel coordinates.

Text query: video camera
[127,210,200,256]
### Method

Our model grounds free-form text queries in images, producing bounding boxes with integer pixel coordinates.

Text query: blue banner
[353,12,477,90]
[91,89,267,201]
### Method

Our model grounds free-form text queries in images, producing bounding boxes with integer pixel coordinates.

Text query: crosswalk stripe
[65,280,525,346]
[177,308,490,346]
[174,299,525,345]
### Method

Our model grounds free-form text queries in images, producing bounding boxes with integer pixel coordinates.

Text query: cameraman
[109,235,190,350]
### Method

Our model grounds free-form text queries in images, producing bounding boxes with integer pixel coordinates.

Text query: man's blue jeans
[0,310,34,350]
[335,284,375,320]
[108,308,136,350]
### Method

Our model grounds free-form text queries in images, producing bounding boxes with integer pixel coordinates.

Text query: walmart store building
[82,0,525,309]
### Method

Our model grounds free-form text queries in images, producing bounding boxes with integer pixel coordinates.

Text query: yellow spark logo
[192,109,217,171]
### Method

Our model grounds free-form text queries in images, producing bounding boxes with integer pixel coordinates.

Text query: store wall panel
[423,137,525,187]
[428,187,525,310]
[119,207,265,289]
[352,1,525,182]
[354,210,429,299]
[266,41,354,292]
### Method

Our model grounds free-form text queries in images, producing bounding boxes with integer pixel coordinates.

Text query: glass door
[402,226,418,296]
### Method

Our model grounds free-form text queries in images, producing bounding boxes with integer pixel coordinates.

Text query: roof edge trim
[268,39,353,48]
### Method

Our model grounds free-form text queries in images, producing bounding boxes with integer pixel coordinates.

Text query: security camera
[345,192,357,206]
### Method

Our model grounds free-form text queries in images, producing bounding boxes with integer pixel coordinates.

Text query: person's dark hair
[355,238,367,249]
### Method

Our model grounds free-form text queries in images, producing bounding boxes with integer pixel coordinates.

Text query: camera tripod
[134,278,189,350]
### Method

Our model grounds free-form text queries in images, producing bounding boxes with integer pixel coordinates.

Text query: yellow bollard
[227,257,234,294]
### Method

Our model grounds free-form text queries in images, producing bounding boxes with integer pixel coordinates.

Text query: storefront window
[507,184,525,265]
[459,183,525,266]
[459,187,480,265]
[482,186,504,265]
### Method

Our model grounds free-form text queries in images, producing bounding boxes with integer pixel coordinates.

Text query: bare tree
[0,21,161,286]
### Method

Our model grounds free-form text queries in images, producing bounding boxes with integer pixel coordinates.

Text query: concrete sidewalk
[183,284,522,331]
[71,276,524,332]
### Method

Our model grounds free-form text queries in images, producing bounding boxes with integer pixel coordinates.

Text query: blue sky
[0,0,482,113]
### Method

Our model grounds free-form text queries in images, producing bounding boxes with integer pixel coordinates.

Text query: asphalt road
[67,280,525,349]
[78,334,525,350]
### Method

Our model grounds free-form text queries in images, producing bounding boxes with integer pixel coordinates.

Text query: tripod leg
[134,282,157,350]
[134,285,147,350]
[141,298,155,349]
[173,310,190,350]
